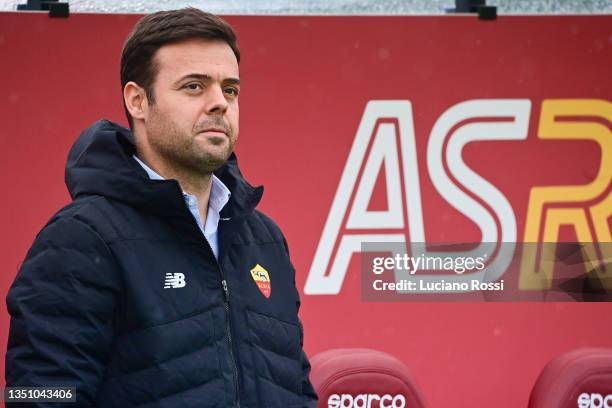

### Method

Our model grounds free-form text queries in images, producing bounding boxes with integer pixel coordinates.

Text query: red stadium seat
[310,348,427,408]
[529,348,612,408]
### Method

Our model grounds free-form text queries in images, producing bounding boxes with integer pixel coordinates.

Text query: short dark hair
[120,8,240,128]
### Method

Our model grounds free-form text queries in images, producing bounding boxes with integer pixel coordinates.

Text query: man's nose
[205,84,228,114]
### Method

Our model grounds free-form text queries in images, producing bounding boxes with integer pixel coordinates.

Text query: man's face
[143,39,240,174]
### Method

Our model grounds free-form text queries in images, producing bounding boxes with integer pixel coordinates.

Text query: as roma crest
[250,264,271,298]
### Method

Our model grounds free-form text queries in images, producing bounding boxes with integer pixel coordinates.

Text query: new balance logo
[164,273,186,289]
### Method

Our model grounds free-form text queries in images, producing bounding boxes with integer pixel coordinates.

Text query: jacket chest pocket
[246,309,303,406]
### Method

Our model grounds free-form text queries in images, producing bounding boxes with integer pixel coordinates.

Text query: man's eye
[184,83,202,91]
[224,87,239,97]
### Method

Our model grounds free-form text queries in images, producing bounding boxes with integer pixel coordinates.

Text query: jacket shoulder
[39,195,120,244]
[11,196,122,300]
[245,210,288,245]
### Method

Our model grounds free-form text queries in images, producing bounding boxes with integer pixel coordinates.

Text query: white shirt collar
[132,155,231,206]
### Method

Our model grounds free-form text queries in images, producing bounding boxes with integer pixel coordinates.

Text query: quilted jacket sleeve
[5,215,120,407]
[282,237,319,407]
[296,304,319,407]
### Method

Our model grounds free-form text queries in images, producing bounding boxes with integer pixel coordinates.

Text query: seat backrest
[310,348,427,408]
[529,348,612,408]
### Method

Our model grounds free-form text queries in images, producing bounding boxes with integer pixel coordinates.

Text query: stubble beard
[146,106,235,175]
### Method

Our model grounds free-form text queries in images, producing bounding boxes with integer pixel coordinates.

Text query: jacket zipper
[184,208,241,407]
[178,190,241,407]
[221,277,241,408]
[204,239,241,408]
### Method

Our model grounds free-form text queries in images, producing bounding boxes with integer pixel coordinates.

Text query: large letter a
[304,101,415,295]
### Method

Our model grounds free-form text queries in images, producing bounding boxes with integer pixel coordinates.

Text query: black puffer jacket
[6,119,318,407]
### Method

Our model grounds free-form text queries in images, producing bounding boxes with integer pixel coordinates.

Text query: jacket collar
[65,119,263,218]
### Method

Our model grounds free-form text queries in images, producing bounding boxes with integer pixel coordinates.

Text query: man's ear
[123,81,149,122]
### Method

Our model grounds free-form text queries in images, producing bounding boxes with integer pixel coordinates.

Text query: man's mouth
[198,128,226,135]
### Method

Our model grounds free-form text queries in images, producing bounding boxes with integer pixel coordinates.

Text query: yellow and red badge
[250,264,271,298]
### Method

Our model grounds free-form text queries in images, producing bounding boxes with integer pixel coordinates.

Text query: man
[6,8,317,407]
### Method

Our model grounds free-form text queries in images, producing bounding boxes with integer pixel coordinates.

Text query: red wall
[1,12,611,407]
